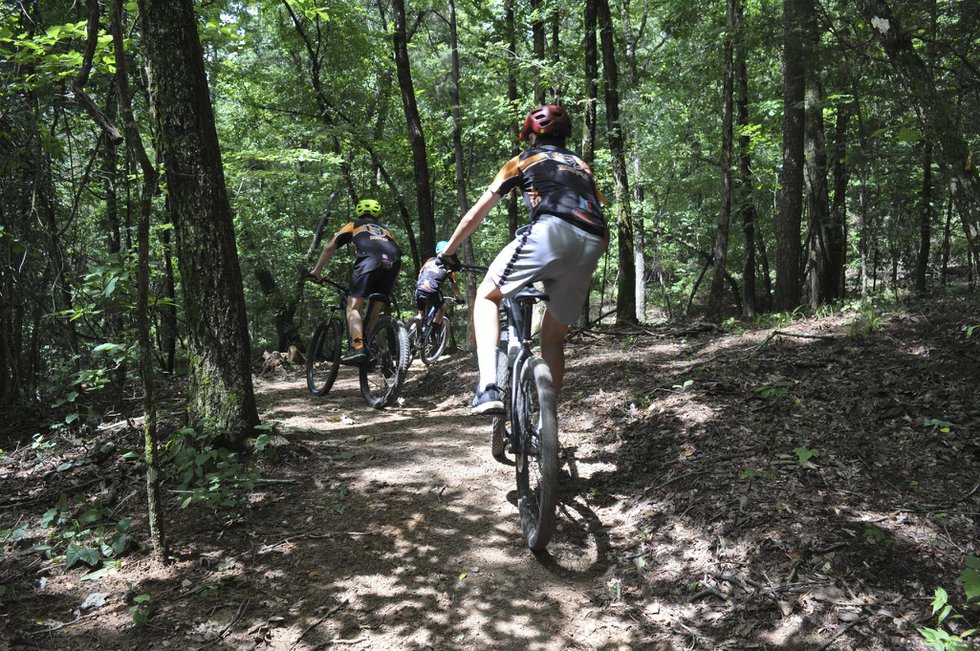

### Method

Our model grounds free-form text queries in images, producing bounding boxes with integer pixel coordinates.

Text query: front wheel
[306,318,343,396]
[420,319,450,365]
[514,357,559,550]
[359,315,410,408]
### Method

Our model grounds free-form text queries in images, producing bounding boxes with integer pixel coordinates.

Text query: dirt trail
[241,365,632,650]
[5,298,978,650]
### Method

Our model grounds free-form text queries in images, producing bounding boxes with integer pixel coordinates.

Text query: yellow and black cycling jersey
[330,218,402,274]
[489,144,607,238]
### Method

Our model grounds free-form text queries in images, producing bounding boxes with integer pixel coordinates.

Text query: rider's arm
[443,188,502,256]
[311,223,352,278]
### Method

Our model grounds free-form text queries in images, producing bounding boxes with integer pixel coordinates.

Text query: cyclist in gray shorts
[438,105,608,414]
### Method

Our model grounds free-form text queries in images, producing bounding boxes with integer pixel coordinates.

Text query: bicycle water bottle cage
[367,293,390,304]
[514,287,549,303]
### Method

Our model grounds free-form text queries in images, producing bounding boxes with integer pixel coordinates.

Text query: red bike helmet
[519,105,572,142]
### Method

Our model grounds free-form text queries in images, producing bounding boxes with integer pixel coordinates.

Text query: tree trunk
[803,11,831,308]
[137,0,259,445]
[916,141,933,292]
[112,0,167,560]
[707,0,736,321]
[505,0,520,239]
[531,0,546,105]
[392,0,436,258]
[582,0,598,167]
[735,0,757,317]
[775,0,807,310]
[829,104,850,300]
[596,0,637,325]
[578,0,599,327]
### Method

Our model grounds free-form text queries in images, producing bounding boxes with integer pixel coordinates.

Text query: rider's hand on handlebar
[436,252,462,271]
[306,272,324,284]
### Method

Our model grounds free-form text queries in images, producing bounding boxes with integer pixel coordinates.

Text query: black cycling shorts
[351,266,399,299]
[414,290,443,315]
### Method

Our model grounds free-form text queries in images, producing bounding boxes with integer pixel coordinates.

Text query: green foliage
[844,300,887,336]
[167,427,261,509]
[671,379,695,392]
[793,446,818,466]
[129,593,151,627]
[918,565,980,651]
[754,375,792,398]
[37,495,133,569]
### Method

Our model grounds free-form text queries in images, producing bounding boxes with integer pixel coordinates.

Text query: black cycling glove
[436,252,462,271]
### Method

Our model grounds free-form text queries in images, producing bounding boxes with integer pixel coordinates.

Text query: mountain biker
[308,199,402,364]
[438,105,607,414]
[415,240,464,335]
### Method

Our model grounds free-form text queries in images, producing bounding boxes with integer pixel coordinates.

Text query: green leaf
[960,560,980,602]
[66,543,101,568]
[896,126,923,143]
[103,276,118,296]
[931,587,949,614]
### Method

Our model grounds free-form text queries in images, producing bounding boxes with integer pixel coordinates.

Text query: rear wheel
[306,318,343,396]
[514,357,558,550]
[406,317,422,363]
[420,319,450,365]
[359,315,410,408]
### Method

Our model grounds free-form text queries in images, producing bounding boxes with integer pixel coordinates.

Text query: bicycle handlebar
[459,263,489,273]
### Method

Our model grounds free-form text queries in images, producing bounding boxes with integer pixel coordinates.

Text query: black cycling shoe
[471,384,505,415]
[341,347,368,365]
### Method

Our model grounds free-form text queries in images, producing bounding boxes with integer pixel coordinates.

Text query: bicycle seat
[514,287,549,303]
[367,293,390,304]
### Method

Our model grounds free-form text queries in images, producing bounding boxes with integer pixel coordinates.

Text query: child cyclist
[415,240,464,337]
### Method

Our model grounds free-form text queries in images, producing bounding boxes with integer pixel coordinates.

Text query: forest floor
[1,293,979,650]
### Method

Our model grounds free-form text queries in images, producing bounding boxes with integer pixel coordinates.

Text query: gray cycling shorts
[487,215,605,326]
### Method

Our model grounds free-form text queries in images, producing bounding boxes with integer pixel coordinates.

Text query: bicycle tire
[359,315,410,408]
[406,317,422,364]
[306,318,343,396]
[514,356,559,550]
[491,347,511,462]
[420,319,450,365]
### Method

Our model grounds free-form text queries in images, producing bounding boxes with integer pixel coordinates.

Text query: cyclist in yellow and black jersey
[309,199,402,363]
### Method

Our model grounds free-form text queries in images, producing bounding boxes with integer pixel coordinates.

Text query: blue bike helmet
[435,240,449,255]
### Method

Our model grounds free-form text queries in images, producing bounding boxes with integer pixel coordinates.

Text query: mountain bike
[407,296,456,365]
[305,277,410,409]
[460,264,559,550]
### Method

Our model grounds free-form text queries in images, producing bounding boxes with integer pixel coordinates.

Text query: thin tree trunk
[775,0,807,310]
[941,194,952,285]
[735,0,757,317]
[505,0,520,239]
[112,0,167,561]
[708,0,736,321]
[579,0,599,327]
[531,0,546,105]
[830,104,850,300]
[916,141,933,292]
[448,0,475,348]
[804,33,831,307]
[596,0,637,325]
[391,0,436,258]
